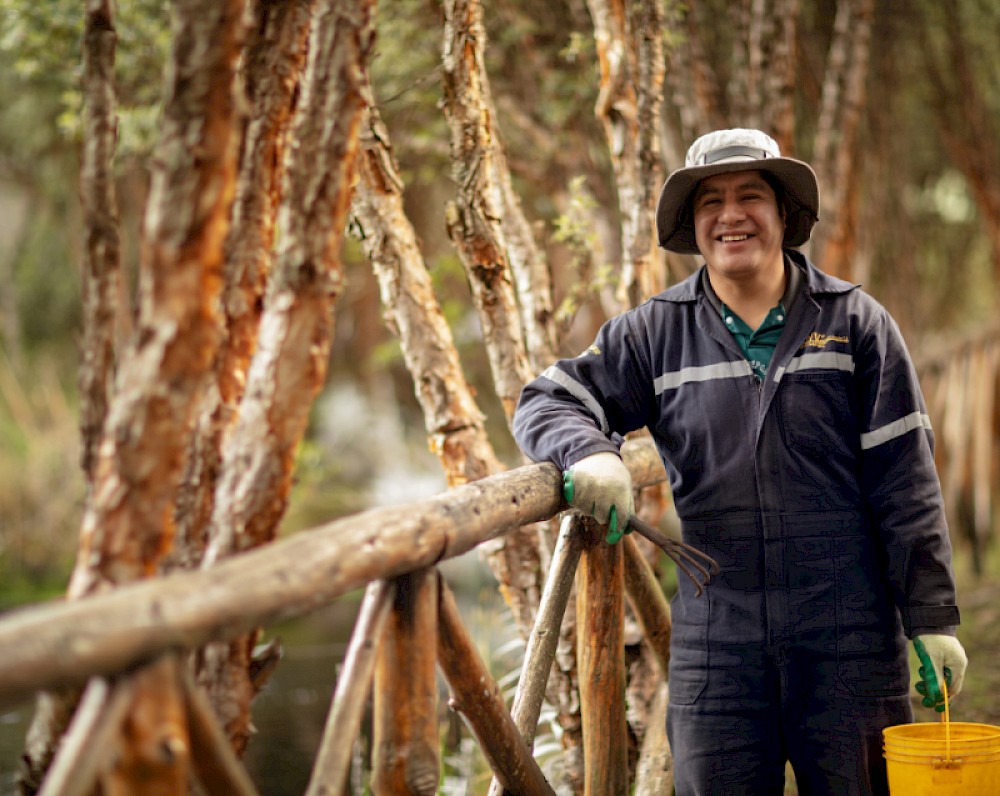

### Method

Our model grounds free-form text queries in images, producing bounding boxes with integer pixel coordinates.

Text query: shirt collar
[700,254,803,316]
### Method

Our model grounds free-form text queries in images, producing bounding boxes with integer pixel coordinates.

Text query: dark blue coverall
[512,251,960,795]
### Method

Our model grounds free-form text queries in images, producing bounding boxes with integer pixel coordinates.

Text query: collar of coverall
[700,254,803,319]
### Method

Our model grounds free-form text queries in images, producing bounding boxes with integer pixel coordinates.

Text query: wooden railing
[0,436,674,795]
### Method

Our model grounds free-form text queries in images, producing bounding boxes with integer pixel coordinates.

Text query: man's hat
[655,128,820,254]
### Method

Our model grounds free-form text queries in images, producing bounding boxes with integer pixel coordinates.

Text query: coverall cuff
[563,440,624,470]
[910,625,958,639]
[901,605,960,638]
[909,626,957,639]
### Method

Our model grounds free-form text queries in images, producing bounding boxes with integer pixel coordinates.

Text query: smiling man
[513,128,966,794]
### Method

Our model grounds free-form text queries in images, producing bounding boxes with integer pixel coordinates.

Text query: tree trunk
[68,0,243,593]
[919,0,1000,285]
[766,0,800,155]
[809,0,874,279]
[78,0,122,485]
[351,89,501,487]
[20,0,246,789]
[173,0,314,759]
[586,0,665,309]
[441,0,533,425]
[441,1,586,782]
[196,0,375,756]
[171,0,314,573]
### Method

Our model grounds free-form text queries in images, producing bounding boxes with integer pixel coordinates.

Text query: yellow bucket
[884,684,1000,796]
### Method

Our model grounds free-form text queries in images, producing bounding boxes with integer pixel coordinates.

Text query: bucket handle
[941,677,951,763]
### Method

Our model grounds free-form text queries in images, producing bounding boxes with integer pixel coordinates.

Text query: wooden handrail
[0,437,666,710]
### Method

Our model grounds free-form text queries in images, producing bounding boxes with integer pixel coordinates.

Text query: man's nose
[718,197,746,223]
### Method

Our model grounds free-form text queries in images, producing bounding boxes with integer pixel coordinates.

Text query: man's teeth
[721,234,749,242]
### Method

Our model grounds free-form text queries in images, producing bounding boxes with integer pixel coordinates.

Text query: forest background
[0,0,998,793]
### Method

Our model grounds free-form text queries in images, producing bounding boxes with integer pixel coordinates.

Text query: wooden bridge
[0,436,685,795]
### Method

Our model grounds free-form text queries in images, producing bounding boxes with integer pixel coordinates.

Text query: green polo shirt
[720,302,787,381]
[701,256,802,382]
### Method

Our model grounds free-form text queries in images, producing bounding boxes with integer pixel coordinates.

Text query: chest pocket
[777,369,858,460]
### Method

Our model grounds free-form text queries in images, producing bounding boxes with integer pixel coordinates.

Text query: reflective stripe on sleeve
[860,411,932,450]
[654,360,753,395]
[774,351,855,382]
[540,365,610,435]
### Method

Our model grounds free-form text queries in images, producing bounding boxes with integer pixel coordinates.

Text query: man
[513,128,967,794]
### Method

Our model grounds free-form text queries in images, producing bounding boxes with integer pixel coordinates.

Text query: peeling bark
[21,0,245,789]
[440,5,585,782]
[196,0,375,756]
[585,0,665,310]
[440,0,546,637]
[173,0,313,759]
[441,0,533,424]
[69,0,245,598]
[172,0,315,572]
[352,91,500,487]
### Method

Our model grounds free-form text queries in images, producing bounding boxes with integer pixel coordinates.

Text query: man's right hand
[562,452,635,544]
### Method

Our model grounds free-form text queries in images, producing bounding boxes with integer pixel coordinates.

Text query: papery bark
[196,0,375,756]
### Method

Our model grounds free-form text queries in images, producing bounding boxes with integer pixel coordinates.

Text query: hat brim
[655,157,820,255]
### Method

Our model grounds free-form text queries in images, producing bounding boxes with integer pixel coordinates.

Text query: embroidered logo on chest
[801,332,849,349]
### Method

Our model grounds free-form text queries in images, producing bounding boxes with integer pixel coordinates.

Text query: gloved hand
[562,452,634,544]
[913,634,968,712]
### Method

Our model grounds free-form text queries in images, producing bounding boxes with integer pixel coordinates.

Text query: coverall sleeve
[855,308,960,638]
[513,312,652,471]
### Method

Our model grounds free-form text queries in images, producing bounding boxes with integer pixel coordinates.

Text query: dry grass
[0,351,84,607]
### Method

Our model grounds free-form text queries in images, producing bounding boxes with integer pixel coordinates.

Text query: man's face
[692,170,786,282]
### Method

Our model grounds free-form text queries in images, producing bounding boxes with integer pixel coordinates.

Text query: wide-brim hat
[656,128,820,255]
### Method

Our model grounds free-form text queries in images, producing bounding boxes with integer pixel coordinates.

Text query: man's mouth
[719,233,751,243]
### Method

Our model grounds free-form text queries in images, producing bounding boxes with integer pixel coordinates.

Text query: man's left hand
[913,634,968,712]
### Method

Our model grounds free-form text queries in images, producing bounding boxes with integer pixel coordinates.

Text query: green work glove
[562,452,635,545]
[913,634,968,712]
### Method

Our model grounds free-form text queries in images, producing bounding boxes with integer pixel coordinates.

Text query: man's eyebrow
[695,176,770,198]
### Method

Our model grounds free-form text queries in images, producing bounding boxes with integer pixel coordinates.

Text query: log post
[489,513,584,796]
[180,663,260,796]
[37,677,135,796]
[633,681,672,795]
[372,570,439,795]
[436,574,556,796]
[622,534,672,677]
[576,520,628,795]
[306,579,395,796]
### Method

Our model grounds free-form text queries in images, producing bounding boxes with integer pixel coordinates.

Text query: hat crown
[685,128,782,168]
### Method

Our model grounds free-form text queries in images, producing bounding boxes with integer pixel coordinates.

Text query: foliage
[0,0,170,159]
[552,176,616,331]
